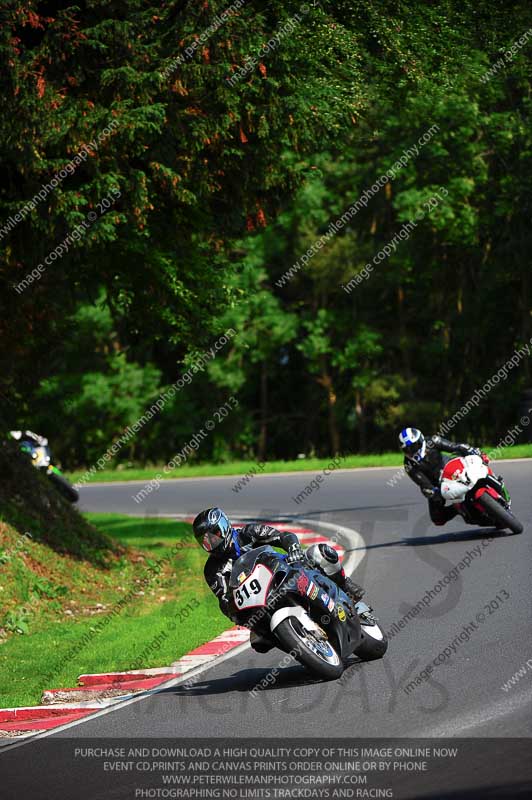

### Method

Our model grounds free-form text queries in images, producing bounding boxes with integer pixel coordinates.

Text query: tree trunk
[257,361,268,461]
[355,389,366,452]
[397,285,412,384]
[317,361,340,455]
[519,234,531,383]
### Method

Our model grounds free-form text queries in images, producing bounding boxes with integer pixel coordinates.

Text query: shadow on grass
[0,442,120,567]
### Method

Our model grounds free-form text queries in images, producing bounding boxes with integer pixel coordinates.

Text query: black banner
[2,738,532,799]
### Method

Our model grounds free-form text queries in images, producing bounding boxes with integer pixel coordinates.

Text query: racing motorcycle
[10,431,79,503]
[440,454,522,534]
[229,545,388,680]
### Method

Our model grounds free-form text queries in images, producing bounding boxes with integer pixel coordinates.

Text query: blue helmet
[193,507,233,553]
[398,427,426,462]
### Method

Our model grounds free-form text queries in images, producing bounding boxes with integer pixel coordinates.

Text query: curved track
[74,460,532,740]
[4,460,532,797]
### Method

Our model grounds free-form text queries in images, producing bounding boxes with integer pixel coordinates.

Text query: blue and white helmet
[398,427,426,462]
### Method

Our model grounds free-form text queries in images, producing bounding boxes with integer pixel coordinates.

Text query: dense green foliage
[1,0,532,466]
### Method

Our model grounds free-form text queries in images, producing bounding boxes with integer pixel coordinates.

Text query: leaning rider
[192,508,365,652]
[399,427,489,526]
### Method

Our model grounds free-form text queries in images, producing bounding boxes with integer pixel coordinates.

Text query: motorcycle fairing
[228,546,362,659]
[440,455,511,517]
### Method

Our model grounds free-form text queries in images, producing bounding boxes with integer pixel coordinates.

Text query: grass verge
[0,514,231,709]
[67,444,532,485]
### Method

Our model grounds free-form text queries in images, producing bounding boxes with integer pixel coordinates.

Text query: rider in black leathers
[193,508,365,652]
[399,427,489,525]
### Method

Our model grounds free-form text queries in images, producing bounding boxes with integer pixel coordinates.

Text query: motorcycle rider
[399,427,489,525]
[193,507,365,653]
[10,430,48,447]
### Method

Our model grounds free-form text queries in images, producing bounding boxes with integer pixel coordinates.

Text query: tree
[0,0,365,417]
[207,249,298,460]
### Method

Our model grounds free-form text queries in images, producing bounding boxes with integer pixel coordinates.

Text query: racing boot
[341,573,366,604]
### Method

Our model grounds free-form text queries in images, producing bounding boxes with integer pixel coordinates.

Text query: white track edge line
[0,516,366,751]
[75,455,532,489]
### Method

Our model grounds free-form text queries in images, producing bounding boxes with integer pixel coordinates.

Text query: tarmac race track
[3,460,532,798]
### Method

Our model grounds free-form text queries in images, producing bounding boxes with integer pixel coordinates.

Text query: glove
[469,447,481,457]
[480,451,490,464]
[286,542,304,564]
[422,486,445,505]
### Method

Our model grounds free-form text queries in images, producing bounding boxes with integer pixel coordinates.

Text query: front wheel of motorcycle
[275,616,344,680]
[354,624,388,661]
[478,492,523,534]
[48,470,79,503]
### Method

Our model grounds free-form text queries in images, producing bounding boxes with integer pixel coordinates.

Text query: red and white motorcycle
[440,454,523,534]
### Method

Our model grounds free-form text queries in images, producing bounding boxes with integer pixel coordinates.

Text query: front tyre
[478,492,523,535]
[354,623,388,661]
[275,616,344,680]
[48,470,79,503]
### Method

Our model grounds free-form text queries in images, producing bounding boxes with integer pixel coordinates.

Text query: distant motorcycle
[229,545,387,680]
[10,430,79,503]
[440,454,522,534]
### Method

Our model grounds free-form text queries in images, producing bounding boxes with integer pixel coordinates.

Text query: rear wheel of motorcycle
[275,617,344,680]
[478,493,523,534]
[354,626,388,661]
[48,471,79,503]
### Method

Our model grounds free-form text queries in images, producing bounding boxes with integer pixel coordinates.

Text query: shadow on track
[347,527,511,552]
[160,665,324,697]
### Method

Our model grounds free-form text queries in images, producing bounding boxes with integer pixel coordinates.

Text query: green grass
[0,514,232,709]
[67,443,532,484]
[67,453,401,484]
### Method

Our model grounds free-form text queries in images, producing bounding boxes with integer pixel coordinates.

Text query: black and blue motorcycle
[229,545,388,680]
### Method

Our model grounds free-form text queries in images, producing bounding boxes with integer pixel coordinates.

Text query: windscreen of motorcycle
[228,545,277,588]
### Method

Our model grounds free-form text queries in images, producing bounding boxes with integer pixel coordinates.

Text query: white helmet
[398,427,426,462]
[305,542,341,576]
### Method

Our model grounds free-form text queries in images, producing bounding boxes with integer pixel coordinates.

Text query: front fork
[485,468,511,506]
[500,482,511,505]
[473,477,511,513]
[493,475,511,506]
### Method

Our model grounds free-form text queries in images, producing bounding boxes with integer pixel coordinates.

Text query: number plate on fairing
[232,563,273,609]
